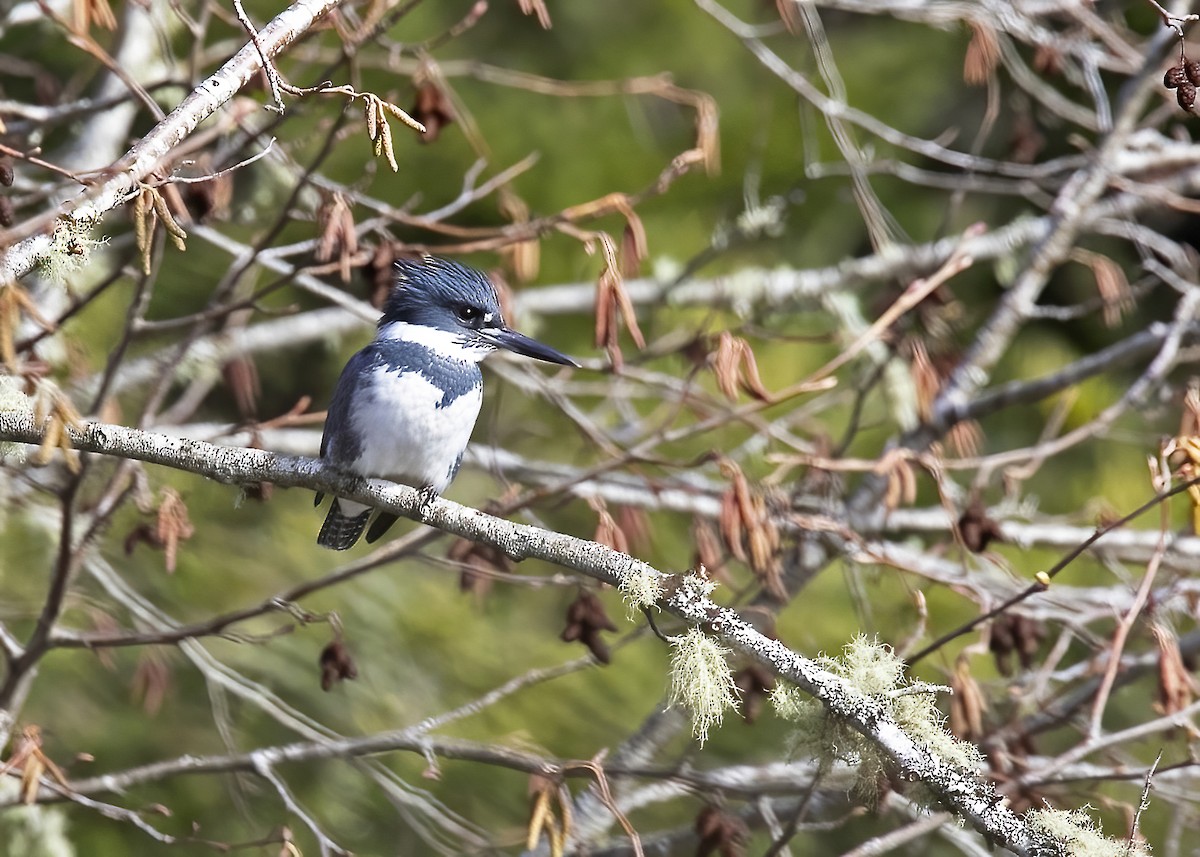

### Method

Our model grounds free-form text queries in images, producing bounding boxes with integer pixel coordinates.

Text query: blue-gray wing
[315,347,379,510]
[320,347,379,464]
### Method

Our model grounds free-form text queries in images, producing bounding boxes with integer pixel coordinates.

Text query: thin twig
[231,0,286,111]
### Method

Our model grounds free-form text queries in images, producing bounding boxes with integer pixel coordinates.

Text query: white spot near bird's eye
[377,321,492,360]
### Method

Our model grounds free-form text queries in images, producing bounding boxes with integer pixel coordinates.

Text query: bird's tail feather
[365,512,399,544]
[318,500,370,550]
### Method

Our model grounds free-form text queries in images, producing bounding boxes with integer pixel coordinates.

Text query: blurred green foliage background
[0,0,1191,854]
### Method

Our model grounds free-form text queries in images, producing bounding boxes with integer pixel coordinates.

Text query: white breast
[348,365,482,492]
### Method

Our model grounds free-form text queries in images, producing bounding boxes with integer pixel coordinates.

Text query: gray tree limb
[0,410,1065,856]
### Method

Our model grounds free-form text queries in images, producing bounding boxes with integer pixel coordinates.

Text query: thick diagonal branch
[0,411,1063,856]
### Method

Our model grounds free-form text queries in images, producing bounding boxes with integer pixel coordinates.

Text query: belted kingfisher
[316,255,577,550]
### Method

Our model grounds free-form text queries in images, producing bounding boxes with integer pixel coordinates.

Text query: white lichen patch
[668,626,740,745]
[0,375,30,413]
[1028,807,1151,857]
[675,565,718,604]
[897,694,982,771]
[734,196,787,241]
[0,376,31,462]
[651,256,684,287]
[723,268,770,319]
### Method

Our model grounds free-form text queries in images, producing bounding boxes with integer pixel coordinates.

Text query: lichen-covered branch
[0,411,1064,855]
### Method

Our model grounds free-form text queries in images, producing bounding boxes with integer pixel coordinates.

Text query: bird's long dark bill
[487,328,578,366]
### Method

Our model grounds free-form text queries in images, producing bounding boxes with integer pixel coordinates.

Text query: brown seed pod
[1187,60,1200,86]
[733,665,775,723]
[363,243,400,309]
[958,501,1004,553]
[694,805,748,857]
[410,82,454,144]
[319,639,358,691]
[1165,65,1187,89]
[560,590,618,664]
[1178,81,1197,112]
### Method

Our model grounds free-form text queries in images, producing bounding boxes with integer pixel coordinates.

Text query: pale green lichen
[768,683,828,753]
[619,565,663,618]
[668,626,740,745]
[1028,807,1151,857]
[768,683,811,723]
[770,636,982,802]
[677,565,718,600]
[0,795,75,857]
[825,633,906,694]
[37,219,107,285]
[894,689,982,772]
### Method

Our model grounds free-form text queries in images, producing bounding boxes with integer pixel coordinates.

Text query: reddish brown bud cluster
[124,488,195,574]
[240,480,274,502]
[4,725,70,805]
[176,155,232,223]
[694,805,748,857]
[989,613,1044,676]
[948,656,986,741]
[957,500,1003,553]
[448,537,512,600]
[732,664,775,723]
[319,638,358,691]
[560,590,618,664]
[131,650,172,715]
[363,243,399,309]
[410,82,454,144]
[0,156,13,227]
[710,332,774,403]
[1153,623,1196,718]
[221,355,260,420]
[717,457,785,601]
[238,435,274,503]
[590,498,635,554]
[124,523,166,555]
[314,192,358,284]
[1163,60,1200,112]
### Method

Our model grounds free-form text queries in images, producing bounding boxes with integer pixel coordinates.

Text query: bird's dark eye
[455,304,482,323]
